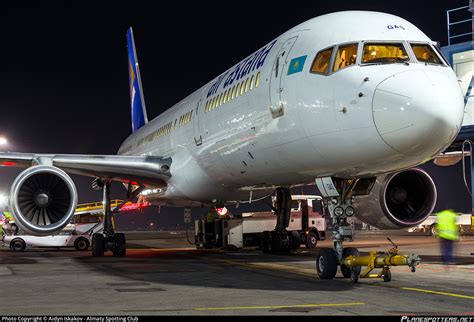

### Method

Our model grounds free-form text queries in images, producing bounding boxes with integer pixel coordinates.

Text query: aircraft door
[193,99,204,146]
[269,36,298,118]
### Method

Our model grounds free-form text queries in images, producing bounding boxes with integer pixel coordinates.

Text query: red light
[2,161,16,167]
[131,181,139,186]
[120,201,150,212]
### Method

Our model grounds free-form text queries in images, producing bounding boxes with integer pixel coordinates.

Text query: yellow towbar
[341,238,421,283]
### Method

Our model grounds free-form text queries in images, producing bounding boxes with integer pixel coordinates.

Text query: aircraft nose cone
[373,70,464,157]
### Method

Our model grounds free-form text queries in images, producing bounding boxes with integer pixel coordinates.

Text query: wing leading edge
[0,152,171,187]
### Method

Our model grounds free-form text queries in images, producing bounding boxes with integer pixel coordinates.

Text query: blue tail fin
[126,27,148,132]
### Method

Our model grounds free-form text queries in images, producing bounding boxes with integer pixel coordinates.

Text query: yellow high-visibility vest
[436,210,459,241]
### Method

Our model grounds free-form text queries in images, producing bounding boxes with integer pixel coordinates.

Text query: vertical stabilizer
[126,27,148,132]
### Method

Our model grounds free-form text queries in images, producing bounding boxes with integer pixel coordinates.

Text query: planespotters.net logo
[402,317,474,322]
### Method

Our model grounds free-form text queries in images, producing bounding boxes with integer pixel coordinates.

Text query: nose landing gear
[315,177,421,282]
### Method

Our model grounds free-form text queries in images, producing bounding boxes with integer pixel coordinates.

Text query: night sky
[0,1,471,229]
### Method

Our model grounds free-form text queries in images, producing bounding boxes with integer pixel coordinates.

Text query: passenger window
[205,101,209,112]
[362,43,409,64]
[311,47,333,75]
[219,93,224,106]
[249,75,254,90]
[333,43,358,72]
[255,72,260,88]
[410,43,443,65]
[240,81,245,95]
[231,86,236,100]
[244,78,249,92]
[226,89,231,102]
[236,83,241,97]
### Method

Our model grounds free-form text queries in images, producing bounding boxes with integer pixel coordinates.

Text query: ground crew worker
[435,209,459,265]
[206,207,218,222]
[204,207,219,247]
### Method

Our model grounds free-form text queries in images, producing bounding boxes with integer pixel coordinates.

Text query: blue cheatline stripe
[126,27,147,132]
[287,55,307,75]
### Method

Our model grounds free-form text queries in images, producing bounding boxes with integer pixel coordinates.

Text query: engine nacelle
[9,165,78,235]
[353,168,437,229]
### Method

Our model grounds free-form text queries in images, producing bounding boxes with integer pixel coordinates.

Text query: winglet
[126,27,148,132]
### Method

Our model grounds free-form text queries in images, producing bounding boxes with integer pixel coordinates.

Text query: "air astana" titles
[207,39,277,98]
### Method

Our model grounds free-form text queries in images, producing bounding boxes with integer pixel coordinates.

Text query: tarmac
[0,230,473,316]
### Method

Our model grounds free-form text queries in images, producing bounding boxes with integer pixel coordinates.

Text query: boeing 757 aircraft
[0,11,464,279]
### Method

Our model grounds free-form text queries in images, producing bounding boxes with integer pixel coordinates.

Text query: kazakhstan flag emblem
[287,55,307,75]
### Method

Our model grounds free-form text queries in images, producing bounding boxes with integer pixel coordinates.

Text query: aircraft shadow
[73,247,358,292]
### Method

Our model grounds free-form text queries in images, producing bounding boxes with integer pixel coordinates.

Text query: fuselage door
[193,99,203,146]
[269,36,298,118]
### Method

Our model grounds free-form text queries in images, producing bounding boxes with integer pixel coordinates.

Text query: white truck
[2,199,139,252]
[408,213,473,235]
[196,195,327,250]
[3,211,103,252]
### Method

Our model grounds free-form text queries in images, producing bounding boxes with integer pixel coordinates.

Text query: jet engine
[353,168,437,229]
[9,165,78,235]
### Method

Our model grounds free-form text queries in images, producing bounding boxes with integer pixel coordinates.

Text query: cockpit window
[333,43,358,72]
[362,43,409,64]
[410,43,443,65]
[311,47,333,75]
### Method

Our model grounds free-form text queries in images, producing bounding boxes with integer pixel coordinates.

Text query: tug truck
[408,213,473,236]
[196,195,327,250]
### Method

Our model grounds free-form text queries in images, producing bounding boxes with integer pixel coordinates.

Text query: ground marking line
[401,287,474,300]
[194,302,366,311]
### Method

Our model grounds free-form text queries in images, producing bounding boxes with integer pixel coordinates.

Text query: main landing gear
[261,188,300,253]
[91,180,126,257]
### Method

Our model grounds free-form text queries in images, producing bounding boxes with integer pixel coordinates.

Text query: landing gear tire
[350,269,359,283]
[340,247,360,278]
[269,230,282,252]
[261,231,271,253]
[305,231,318,249]
[113,233,126,257]
[316,248,338,279]
[10,238,26,252]
[74,237,90,251]
[429,224,437,236]
[92,233,105,257]
[289,231,301,251]
[383,269,391,282]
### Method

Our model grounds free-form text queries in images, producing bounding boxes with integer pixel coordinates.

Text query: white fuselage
[118,11,465,205]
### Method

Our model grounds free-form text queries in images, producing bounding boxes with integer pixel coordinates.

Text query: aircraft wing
[0,152,171,187]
